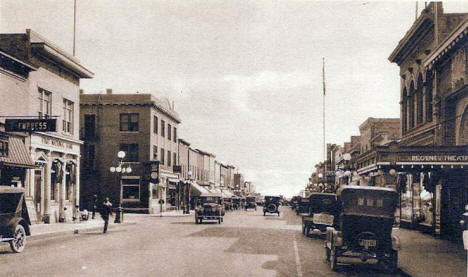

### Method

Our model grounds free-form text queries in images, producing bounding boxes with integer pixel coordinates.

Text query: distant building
[80,91,180,213]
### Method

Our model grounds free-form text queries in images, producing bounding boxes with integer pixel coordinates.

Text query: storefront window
[122,177,140,200]
[419,188,434,226]
[400,177,412,222]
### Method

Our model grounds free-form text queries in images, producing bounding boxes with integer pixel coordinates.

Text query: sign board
[5,119,56,132]
[398,154,468,163]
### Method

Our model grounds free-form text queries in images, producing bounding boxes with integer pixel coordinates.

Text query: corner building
[80,91,180,213]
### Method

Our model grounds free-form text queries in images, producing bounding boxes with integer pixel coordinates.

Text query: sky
[2,1,468,198]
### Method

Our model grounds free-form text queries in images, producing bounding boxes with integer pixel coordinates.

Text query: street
[0,207,414,277]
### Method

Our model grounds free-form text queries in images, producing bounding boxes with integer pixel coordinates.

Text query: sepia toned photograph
[0,1,467,276]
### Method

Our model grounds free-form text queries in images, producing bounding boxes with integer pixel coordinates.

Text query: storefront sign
[5,119,56,132]
[41,137,73,150]
[399,154,468,163]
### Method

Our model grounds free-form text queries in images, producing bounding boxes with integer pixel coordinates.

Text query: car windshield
[0,193,21,214]
[202,197,219,203]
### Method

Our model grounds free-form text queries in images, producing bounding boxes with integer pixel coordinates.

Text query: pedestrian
[72,205,81,222]
[101,197,113,233]
[91,194,98,219]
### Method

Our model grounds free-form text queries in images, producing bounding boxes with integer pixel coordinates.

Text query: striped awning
[0,135,35,168]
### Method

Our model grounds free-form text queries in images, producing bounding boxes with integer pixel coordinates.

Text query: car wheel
[330,247,338,271]
[10,224,26,253]
[199,218,202,224]
[305,225,310,237]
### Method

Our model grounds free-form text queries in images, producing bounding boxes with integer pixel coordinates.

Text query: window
[84,114,96,138]
[153,145,158,160]
[119,144,139,162]
[168,150,172,166]
[161,120,165,137]
[160,148,165,165]
[173,153,177,165]
[426,76,433,123]
[120,113,139,131]
[122,177,140,200]
[38,88,52,118]
[62,99,74,134]
[173,127,177,142]
[168,124,172,141]
[153,115,158,134]
[0,139,8,157]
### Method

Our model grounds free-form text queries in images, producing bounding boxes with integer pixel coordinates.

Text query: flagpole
[73,0,76,56]
[322,57,326,169]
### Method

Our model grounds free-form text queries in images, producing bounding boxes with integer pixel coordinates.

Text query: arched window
[417,74,424,125]
[425,71,433,122]
[402,88,408,134]
[409,81,415,129]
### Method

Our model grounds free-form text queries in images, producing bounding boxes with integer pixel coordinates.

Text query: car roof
[0,186,25,193]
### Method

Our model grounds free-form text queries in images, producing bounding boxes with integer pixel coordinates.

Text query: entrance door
[441,170,467,242]
[34,169,42,214]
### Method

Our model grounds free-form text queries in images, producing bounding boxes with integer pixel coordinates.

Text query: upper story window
[62,99,74,134]
[153,145,158,160]
[38,88,52,118]
[0,139,9,157]
[153,115,158,134]
[161,120,165,137]
[120,143,139,162]
[84,114,96,138]
[173,127,177,142]
[168,150,171,166]
[120,113,139,131]
[173,152,177,165]
[168,124,172,141]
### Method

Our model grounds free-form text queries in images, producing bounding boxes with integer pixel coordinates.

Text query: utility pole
[322,58,326,170]
[73,0,77,56]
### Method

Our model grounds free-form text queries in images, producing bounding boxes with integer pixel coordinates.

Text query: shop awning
[190,182,211,196]
[0,136,35,168]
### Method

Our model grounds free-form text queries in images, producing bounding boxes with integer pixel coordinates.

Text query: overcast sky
[2,1,468,197]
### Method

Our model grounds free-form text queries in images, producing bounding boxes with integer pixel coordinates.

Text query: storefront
[357,143,468,241]
[28,132,81,223]
[0,132,35,187]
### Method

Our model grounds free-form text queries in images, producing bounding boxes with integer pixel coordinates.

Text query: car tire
[305,225,310,237]
[10,224,26,253]
[267,203,277,214]
[199,218,202,224]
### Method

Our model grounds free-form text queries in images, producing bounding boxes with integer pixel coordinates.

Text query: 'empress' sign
[5,119,56,132]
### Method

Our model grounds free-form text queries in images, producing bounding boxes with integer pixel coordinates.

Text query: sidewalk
[29,216,136,240]
[126,210,194,218]
[393,227,467,277]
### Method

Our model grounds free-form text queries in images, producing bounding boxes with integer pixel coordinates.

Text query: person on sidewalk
[100,197,113,233]
[91,194,98,219]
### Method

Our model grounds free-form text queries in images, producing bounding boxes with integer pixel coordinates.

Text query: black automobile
[263,196,280,216]
[195,193,225,224]
[0,186,31,253]
[245,196,256,210]
[232,196,241,210]
[302,193,340,237]
[295,197,310,215]
[223,197,233,211]
[325,186,400,273]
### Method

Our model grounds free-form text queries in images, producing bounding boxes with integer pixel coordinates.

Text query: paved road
[0,207,410,277]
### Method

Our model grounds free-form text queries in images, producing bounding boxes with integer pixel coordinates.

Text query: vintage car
[223,197,233,211]
[325,186,400,273]
[302,193,340,237]
[245,196,257,210]
[295,197,310,215]
[263,196,281,216]
[0,186,31,253]
[232,196,241,210]
[195,193,225,224]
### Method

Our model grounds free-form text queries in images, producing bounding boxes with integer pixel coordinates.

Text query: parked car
[302,193,340,237]
[195,193,225,224]
[295,197,310,215]
[325,186,400,273]
[263,196,280,216]
[232,196,241,210]
[223,197,233,211]
[245,196,257,210]
[0,186,31,253]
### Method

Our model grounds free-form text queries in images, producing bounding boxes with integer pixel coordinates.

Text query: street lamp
[109,151,132,223]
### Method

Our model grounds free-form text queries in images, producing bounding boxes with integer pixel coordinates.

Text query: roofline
[424,15,468,67]
[27,29,94,78]
[0,50,37,71]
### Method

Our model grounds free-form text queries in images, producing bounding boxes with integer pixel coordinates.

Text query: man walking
[101,197,113,233]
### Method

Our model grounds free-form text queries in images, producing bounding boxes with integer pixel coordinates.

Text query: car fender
[391,235,401,251]
[7,217,31,236]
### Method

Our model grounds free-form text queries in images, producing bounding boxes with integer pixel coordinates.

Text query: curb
[29,221,137,242]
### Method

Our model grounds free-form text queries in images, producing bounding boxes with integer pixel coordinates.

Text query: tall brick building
[80,91,180,213]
